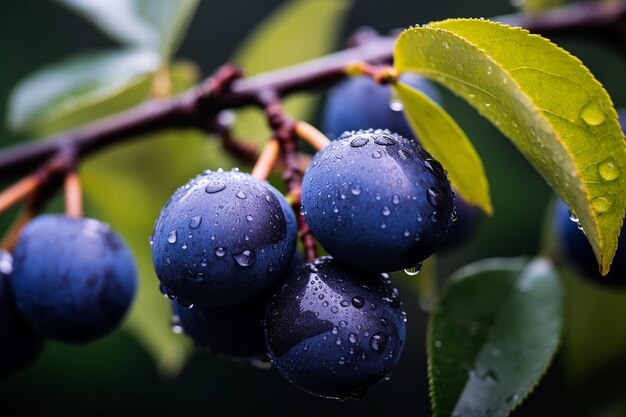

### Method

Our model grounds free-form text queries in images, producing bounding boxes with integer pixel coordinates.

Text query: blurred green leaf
[429,257,563,417]
[79,64,231,375]
[8,48,161,133]
[231,0,353,145]
[562,267,626,381]
[394,82,492,215]
[395,19,626,275]
[56,0,199,57]
[521,0,568,14]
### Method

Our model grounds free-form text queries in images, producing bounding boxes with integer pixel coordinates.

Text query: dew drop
[167,230,177,244]
[181,243,188,250]
[430,211,440,223]
[382,206,391,216]
[369,333,388,352]
[350,136,369,147]
[592,196,613,214]
[351,185,362,195]
[372,151,382,159]
[580,98,606,126]
[374,135,396,146]
[389,98,403,111]
[403,228,411,237]
[598,159,619,181]
[340,300,350,307]
[331,306,339,314]
[397,149,412,160]
[236,191,247,199]
[392,194,400,204]
[427,187,442,208]
[246,214,254,222]
[510,117,519,128]
[233,249,256,267]
[404,262,422,276]
[349,333,357,343]
[568,209,579,223]
[205,181,226,194]
[351,296,365,308]
[215,247,226,257]
[189,216,202,229]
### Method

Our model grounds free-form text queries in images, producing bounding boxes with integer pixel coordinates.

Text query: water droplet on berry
[382,206,391,216]
[350,136,369,147]
[351,185,362,195]
[404,262,423,276]
[236,191,247,199]
[189,216,202,229]
[167,231,177,243]
[233,249,256,267]
[369,333,388,352]
[351,296,365,308]
[375,135,396,146]
[205,181,226,193]
[372,151,382,159]
[215,247,226,257]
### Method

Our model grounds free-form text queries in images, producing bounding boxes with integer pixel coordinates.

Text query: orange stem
[0,175,40,214]
[64,171,83,218]
[251,140,281,181]
[294,121,330,151]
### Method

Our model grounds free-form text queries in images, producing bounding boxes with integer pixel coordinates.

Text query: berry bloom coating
[0,249,43,378]
[152,169,297,306]
[554,200,625,287]
[302,129,454,272]
[322,73,441,140]
[11,215,137,344]
[265,256,407,399]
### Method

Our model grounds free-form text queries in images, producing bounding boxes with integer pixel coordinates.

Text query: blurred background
[0,1,625,416]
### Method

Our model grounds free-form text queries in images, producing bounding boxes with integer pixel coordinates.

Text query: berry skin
[172,251,305,362]
[0,249,43,378]
[322,73,441,140]
[152,169,297,306]
[438,194,482,252]
[554,200,625,287]
[301,129,454,272]
[10,215,137,344]
[265,256,407,399]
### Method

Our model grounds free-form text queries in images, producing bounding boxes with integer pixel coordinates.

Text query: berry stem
[251,140,281,181]
[0,175,41,215]
[64,170,83,218]
[293,121,330,151]
[1,206,35,251]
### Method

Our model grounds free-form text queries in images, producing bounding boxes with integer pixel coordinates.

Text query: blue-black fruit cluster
[0,249,43,378]
[322,73,441,140]
[301,129,455,272]
[554,200,625,287]
[265,256,407,399]
[151,169,297,307]
[10,215,137,344]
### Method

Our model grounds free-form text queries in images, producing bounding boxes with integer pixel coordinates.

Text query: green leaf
[520,0,567,14]
[56,0,199,57]
[429,257,563,417]
[231,0,353,145]
[394,19,626,275]
[80,64,215,375]
[393,82,492,214]
[7,49,160,133]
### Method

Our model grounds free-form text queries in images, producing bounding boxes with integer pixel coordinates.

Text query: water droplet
[431,211,440,222]
[351,185,362,195]
[189,216,202,229]
[200,259,208,267]
[510,117,519,128]
[236,191,247,199]
[246,214,253,222]
[181,243,188,250]
[434,340,442,348]
[350,136,369,147]
[215,247,226,257]
[580,98,606,126]
[397,149,412,160]
[349,333,357,343]
[568,209,579,223]
[392,194,400,205]
[167,231,177,243]
[340,300,350,307]
[404,262,423,276]
[424,158,443,173]
[331,326,338,335]
[338,356,346,365]
[372,150,382,159]
[369,333,388,352]
[389,97,403,111]
[336,338,342,346]
[403,228,411,237]
[267,263,274,273]
[380,317,388,326]
[598,159,619,181]
[233,249,256,267]
[374,135,396,146]
[427,188,442,207]
[592,196,613,214]
[382,206,391,216]
[205,181,226,193]
[351,296,365,308]
[331,306,339,314]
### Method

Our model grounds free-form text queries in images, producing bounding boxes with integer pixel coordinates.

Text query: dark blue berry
[554,199,625,287]
[0,249,43,378]
[301,129,454,272]
[172,251,305,363]
[438,194,483,252]
[10,215,137,344]
[264,256,407,399]
[322,73,441,140]
[152,169,297,306]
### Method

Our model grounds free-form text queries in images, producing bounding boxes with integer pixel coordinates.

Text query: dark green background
[1,1,625,416]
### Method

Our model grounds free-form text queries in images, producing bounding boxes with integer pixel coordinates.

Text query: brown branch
[0,1,624,179]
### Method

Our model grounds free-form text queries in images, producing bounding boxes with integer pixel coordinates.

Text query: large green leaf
[395,19,626,275]
[393,82,492,214]
[56,0,199,57]
[7,49,161,133]
[231,0,353,145]
[429,257,563,417]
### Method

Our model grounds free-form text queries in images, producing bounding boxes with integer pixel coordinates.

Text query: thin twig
[251,140,281,180]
